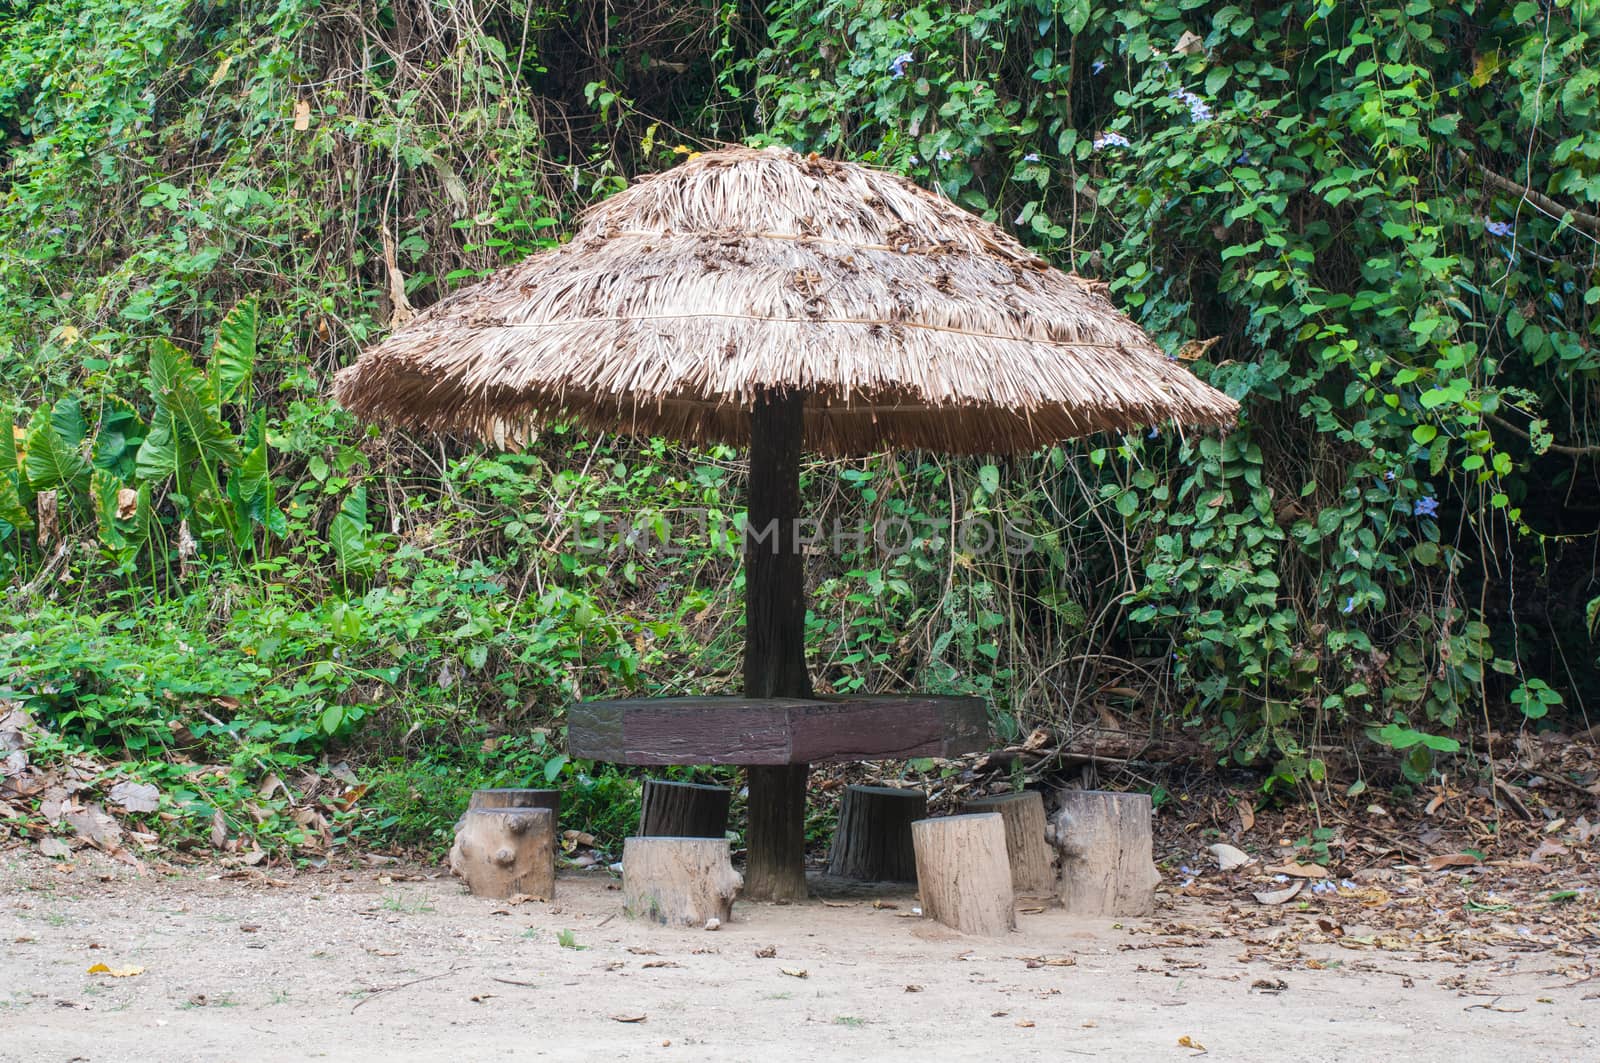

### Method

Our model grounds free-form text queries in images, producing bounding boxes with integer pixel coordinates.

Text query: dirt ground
[1,851,1595,1062]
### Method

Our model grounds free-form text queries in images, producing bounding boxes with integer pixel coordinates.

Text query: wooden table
[570,694,988,765]
[570,694,988,897]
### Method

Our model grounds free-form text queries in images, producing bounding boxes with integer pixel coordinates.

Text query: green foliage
[744,0,1600,786]
[1,0,1596,859]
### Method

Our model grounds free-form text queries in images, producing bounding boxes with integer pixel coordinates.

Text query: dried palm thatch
[334,146,1238,455]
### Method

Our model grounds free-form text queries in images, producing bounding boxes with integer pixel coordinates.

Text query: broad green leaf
[0,476,32,539]
[208,297,258,407]
[136,339,241,484]
[24,401,92,493]
[227,428,277,547]
[328,484,373,574]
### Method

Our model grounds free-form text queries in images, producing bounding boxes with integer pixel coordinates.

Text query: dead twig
[352,965,464,1013]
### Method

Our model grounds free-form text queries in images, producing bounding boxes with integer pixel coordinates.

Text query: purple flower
[1342,596,1355,614]
[1384,470,1396,481]
[1022,152,1040,163]
[1170,89,1213,122]
[1092,60,1107,75]
[1093,130,1131,151]
[889,52,913,78]
[936,149,953,161]
[1485,219,1514,237]
[1413,496,1439,518]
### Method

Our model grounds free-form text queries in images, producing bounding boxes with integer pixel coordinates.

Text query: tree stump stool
[638,779,731,838]
[622,837,742,927]
[453,788,561,849]
[827,784,926,881]
[910,813,1016,937]
[959,790,1054,896]
[1047,789,1161,916]
[448,807,556,900]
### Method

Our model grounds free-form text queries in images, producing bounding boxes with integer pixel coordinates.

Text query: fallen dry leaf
[108,780,160,814]
[611,1014,647,1023]
[779,968,808,979]
[1424,853,1481,872]
[86,964,143,978]
[1530,840,1568,863]
[293,99,310,131]
[1253,880,1304,906]
[1178,1034,1207,1052]
[1265,862,1329,879]
[641,960,683,969]
[1209,843,1253,871]
[38,837,72,859]
[904,984,923,993]
[1015,1019,1036,1028]
[1021,956,1076,968]
[754,946,777,959]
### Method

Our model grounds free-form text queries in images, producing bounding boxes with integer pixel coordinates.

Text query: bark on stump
[639,779,731,838]
[622,837,743,927]
[1047,789,1161,916]
[469,788,561,816]
[454,788,560,839]
[910,813,1016,937]
[959,790,1054,896]
[827,785,926,881]
[448,807,556,900]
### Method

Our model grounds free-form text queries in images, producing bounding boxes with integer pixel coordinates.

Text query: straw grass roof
[334,146,1238,455]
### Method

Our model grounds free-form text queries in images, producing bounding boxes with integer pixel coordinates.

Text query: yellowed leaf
[293,99,310,131]
[207,55,232,87]
[87,963,144,977]
[1178,1034,1207,1051]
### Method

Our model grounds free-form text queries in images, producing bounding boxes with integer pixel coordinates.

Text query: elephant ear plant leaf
[208,296,258,409]
[0,416,34,544]
[135,337,243,539]
[24,398,92,494]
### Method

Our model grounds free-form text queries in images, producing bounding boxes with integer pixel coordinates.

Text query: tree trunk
[1048,789,1161,917]
[639,779,731,838]
[960,790,1054,896]
[741,389,811,902]
[448,808,556,900]
[622,836,743,927]
[827,785,926,881]
[910,813,1016,937]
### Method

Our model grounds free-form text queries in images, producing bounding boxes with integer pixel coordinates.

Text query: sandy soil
[0,851,1594,1062]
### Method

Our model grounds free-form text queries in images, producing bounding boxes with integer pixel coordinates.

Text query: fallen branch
[1460,150,1600,239]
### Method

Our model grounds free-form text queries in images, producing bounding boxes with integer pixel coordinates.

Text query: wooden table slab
[568,695,988,766]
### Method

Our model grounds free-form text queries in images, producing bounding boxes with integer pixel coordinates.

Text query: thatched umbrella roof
[334,146,1237,455]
